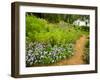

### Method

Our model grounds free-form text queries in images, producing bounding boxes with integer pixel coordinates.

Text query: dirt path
[51,35,87,66]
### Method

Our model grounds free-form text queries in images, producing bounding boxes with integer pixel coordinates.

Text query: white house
[73,19,90,27]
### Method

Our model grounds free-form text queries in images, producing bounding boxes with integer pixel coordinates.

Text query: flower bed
[26,42,74,67]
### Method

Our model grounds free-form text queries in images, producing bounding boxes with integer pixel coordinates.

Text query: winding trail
[51,35,87,66]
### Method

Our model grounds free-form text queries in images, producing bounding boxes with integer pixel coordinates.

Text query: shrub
[83,40,89,64]
[80,26,89,32]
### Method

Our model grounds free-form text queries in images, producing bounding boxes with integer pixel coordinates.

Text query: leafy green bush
[83,40,89,64]
[26,15,83,44]
[80,26,89,32]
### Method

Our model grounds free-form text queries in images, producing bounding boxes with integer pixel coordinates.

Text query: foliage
[83,40,89,64]
[26,15,83,44]
[80,26,89,32]
[26,42,74,66]
[27,13,90,24]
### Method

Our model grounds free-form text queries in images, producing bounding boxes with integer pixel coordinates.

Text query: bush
[26,15,83,44]
[83,40,89,64]
[80,26,89,32]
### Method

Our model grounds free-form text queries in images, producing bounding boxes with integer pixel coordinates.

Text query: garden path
[51,35,87,66]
